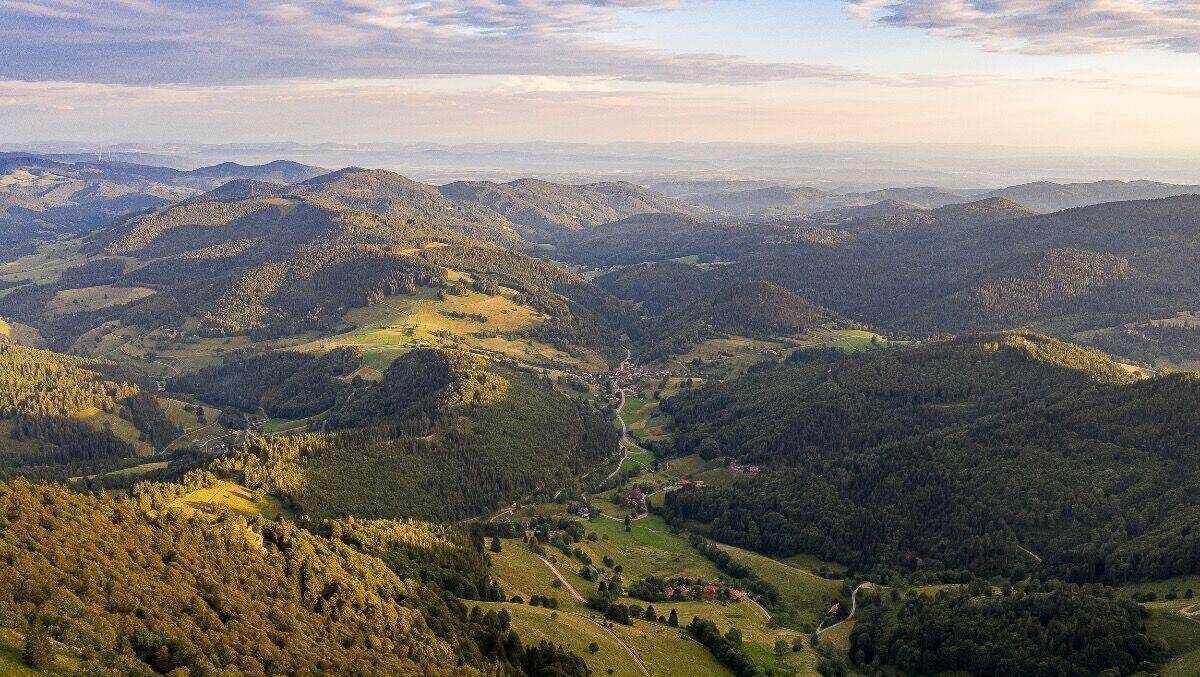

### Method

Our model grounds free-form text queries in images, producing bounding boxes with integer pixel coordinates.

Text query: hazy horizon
[3,1,1200,157]
[8,138,1200,190]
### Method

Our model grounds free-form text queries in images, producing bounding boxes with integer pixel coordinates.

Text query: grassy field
[478,601,733,677]
[0,318,41,346]
[46,284,156,316]
[1145,604,1200,677]
[659,327,892,382]
[0,238,86,285]
[1118,576,1200,601]
[157,396,207,431]
[77,406,156,456]
[608,618,733,676]
[294,287,608,372]
[489,541,588,612]
[490,501,841,676]
[714,543,844,631]
[72,461,170,482]
[477,602,644,676]
[167,480,287,519]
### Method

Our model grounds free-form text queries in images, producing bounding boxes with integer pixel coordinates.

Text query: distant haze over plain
[7,141,1200,191]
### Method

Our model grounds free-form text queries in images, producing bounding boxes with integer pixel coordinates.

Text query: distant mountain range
[0,156,695,248]
[660,178,1200,220]
[571,193,1200,339]
[0,155,327,243]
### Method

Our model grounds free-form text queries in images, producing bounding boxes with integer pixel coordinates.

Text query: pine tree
[490,536,502,553]
[668,608,679,627]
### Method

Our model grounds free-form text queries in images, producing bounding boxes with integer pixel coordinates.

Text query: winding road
[604,346,654,484]
[535,554,651,677]
[815,582,874,636]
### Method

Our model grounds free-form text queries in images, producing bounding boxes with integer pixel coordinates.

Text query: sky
[2,0,1200,154]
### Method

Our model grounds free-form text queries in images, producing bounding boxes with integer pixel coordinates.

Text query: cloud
[0,0,869,85]
[847,0,1200,54]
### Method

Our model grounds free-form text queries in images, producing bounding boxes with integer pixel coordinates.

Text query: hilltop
[208,348,618,521]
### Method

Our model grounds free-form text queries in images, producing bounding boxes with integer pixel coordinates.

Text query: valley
[2,152,1200,676]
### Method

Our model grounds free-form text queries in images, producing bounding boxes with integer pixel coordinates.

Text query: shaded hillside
[0,156,326,242]
[671,177,1200,220]
[851,582,1163,676]
[562,212,842,267]
[910,248,1133,331]
[572,195,1200,337]
[439,177,691,242]
[982,179,1200,213]
[662,331,1200,584]
[168,348,362,419]
[0,478,586,675]
[647,281,843,360]
[285,168,523,246]
[212,349,618,520]
[595,261,724,316]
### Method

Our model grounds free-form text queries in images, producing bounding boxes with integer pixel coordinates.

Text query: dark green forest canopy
[661,331,1200,583]
[641,280,848,360]
[168,347,362,419]
[212,349,618,521]
[849,582,1164,676]
[0,343,178,476]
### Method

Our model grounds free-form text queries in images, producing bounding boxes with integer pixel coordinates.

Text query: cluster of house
[729,461,761,477]
[664,583,750,603]
[674,479,705,488]
[614,487,647,510]
[199,418,267,456]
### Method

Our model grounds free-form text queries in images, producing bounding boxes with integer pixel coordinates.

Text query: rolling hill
[0,342,181,479]
[570,194,1200,344]
[0,189,628,363]
[439,177,693,243]
[208,348,619,521]
[662,331,1200,584]
[0,156,327,243]
[666,177,1200,220]
[645,281,846,360]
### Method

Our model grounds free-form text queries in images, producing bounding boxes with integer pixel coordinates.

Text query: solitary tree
[490,536,502,553]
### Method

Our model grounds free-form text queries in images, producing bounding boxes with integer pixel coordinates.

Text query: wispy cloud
[848,0,1200,54]
[0,0,869,85]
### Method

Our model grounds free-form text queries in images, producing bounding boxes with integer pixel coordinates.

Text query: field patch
[0,238,86,285]
[167,480,286,519]
[47,285,156,316]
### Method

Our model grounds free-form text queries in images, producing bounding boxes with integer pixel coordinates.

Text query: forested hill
[568,194,1200,337]
[0,343,179,478]
[662,331,1200,584]
[0,478,587,675]
[210,349,618,521]
[643,280,847,360]
[1,192,627,361]
[438,177,694,243]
